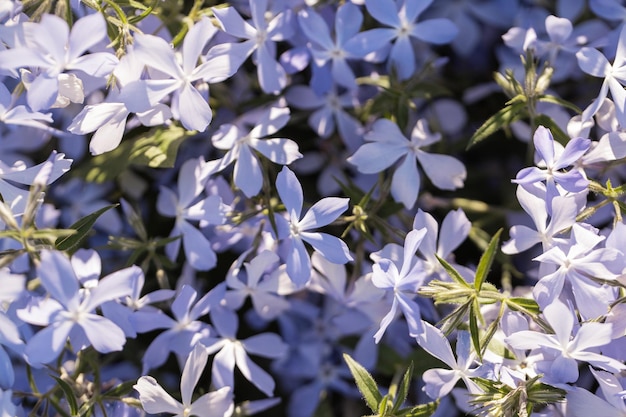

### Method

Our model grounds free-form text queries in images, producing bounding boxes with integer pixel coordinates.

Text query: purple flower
[348,118,466,208]
[505,300,625,383]
[513,126,590,203]
[134,343,233,417]
[274,166,352,287]
[371,228,427,343]
[206,105,302,197]
[17,250,138,366]
[350,0,457,80]
[212,0,294,94]
[204,307,287,396]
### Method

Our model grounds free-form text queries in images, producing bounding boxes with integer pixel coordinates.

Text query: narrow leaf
[474,228,502,291]
[435,255,472,289]
[397,400,439,417]
[469,302,482,361]
[506,297,540,315]
[51,376,79,416]
[343,353,382,412]
[538,95,581,113]
[467,102,526,149]
[392,361,414,413]
[55,204,119,251]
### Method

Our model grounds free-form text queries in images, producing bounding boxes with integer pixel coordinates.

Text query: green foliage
[77,125,194,183]
[55,204,119,252]
[470,375,566,417]
[343,354,438,417]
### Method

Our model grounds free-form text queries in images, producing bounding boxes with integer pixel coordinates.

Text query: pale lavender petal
[554,137,591,169]
[550,355,579,382]
[276,166,303,220]
[298,197,349,230]
[422,368,460,399]
[156,186,179,217]
[300,231,352,264]
[180,220,217,271]
[545,15,572,44]
[396,292,423,337]
[80,314,126,353]
[543,300,574,347]
[297,8,334,51]
[234,144,262,197]
[415,320,455,367]
[212,7,256,39]
[25,320,74,365]
[569,322,613,352]
[250,138,302,165]
[365,0,400,27]
[389,36,415,80]
[189,387,233,417]
[183,17,217,74]
[38,250,79,310]
[212,343,236,389]
[284,236,311,286]
[372,259,399,289]
[134,376,182,415]
[411,19,458,44]
[83,266,141,312]
[133,33,184,78]
[242,333,287,358]
[347,142,406,174]
[178,158,205,209]
[250,106,290,138]
[336,3,363,44]
[577,47,611,77]
[211,307,238,339]
[194,41,253,83]
[438,209,471,257]
[504,330,560,351]
[181,343,210,405]
[391,154,420,208]
[67,13,106,59]
[34,14,68,63]
[26,74,58,112]
[256,43,287,94]
[69,52,119,78]
[416,151,466,190]
[566,387,623,417]
[374,297,398,343]
[501,225,541,254]
[171,285,198,321]
[176,83,212,132]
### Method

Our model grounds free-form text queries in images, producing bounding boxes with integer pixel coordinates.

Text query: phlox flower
[350,0,458,80]
[371,228,428,343]
[297,3,369,91]
[212,0,294,94]
[501,185,578,255]
[157,157,227,271]
[0,83,53,131]
[203,307,288,396]
[505,300,625,384]
[348,118,466,209]
[577,24,626,126]
[0,12,118,111]
[513,126,590,204]
[16,250,139,366]
[67,48,173,155]
[416,321,484,399]
[274,166,353,287]
[206,106,302,197]
[134,343,233,417]
[223,250,293,320]
[533,223,621,319]
[130,17,248,132]
[130,283,225,373]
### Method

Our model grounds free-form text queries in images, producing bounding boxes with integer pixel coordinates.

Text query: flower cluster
[3,0,626,417]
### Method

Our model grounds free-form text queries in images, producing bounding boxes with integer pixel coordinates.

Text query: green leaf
[102,380,136,399]
[506,297,541,315]
[396,400,439,417]
[130,125,191,168]
[55,204,119,251]
[435,255,472,289]
[467,102,526,149]
[392,362,414,414]
[538,94,581,114]
[51,376,79,416]
[469,301,482,360]
[343,353,382,412]
[79,125,193,183]
[474,228,502,291]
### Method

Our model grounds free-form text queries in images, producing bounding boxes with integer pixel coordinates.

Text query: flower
[134,343,233,417]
